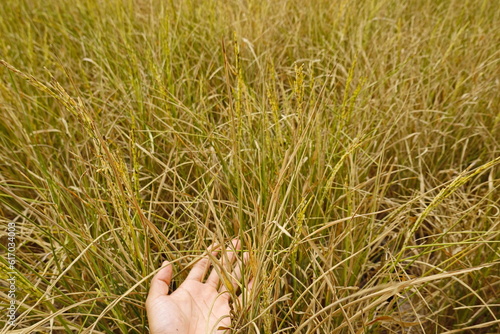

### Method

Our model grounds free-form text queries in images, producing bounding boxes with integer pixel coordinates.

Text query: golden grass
[1,0,499,332]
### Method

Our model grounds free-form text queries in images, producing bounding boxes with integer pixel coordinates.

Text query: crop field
[0,0,499,333]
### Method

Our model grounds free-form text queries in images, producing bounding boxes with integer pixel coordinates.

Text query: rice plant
[1,0,499,332]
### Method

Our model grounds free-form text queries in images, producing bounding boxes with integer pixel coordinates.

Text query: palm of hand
[146,242,249,334]
[147,279,231,334]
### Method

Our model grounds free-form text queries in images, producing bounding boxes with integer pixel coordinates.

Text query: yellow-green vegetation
[1,0,499,332]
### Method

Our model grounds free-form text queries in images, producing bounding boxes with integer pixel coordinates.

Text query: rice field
[0,0,499,332]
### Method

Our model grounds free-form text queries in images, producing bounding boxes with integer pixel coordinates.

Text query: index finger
[185,243,221,282]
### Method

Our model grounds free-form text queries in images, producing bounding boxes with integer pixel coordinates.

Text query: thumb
[147,261,173,301]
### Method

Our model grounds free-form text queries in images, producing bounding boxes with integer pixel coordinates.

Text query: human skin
[146,240,251,334]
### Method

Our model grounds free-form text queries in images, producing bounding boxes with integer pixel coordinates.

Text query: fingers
[206,239,241,288]
[185,256,211,282]
[219,251,248,295]
[238,277,254,304]
[184,239,251,297]
[231,252,249,282]
[185,243,221,282]
[147,261,173,301]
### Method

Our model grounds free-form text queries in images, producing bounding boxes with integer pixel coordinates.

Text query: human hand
[146,240,251,334]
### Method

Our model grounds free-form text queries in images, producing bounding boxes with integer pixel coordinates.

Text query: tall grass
[1,0,499,332]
